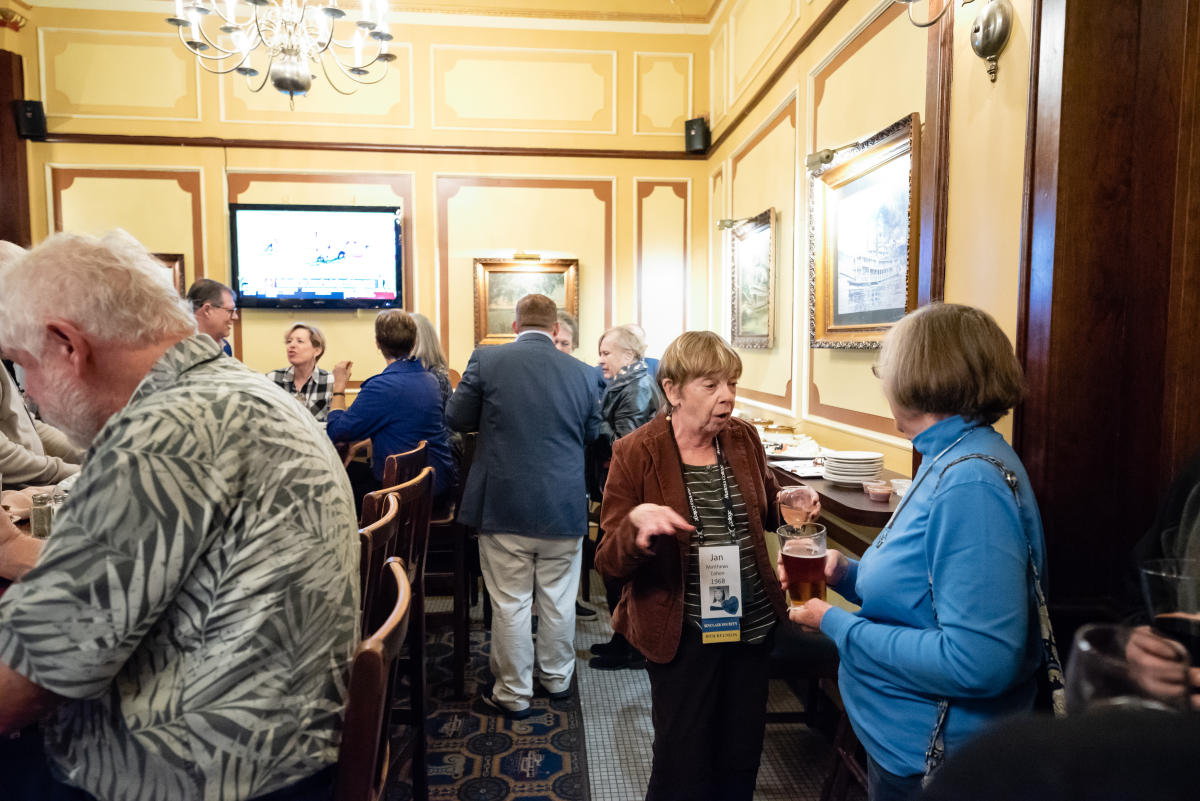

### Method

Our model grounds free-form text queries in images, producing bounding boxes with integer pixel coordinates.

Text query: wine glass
[1066,623,1190,714]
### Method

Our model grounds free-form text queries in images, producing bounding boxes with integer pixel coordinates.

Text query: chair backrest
[448,368,461,390]
[336,557,412,801]
[358,493,399,637]
[381,440,428,490]
[391,467,434,592]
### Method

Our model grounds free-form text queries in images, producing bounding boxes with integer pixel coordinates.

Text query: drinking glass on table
[1066,624,1191,713]
[777,523,826,606]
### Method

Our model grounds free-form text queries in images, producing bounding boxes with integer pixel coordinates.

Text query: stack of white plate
[822,451,884,486]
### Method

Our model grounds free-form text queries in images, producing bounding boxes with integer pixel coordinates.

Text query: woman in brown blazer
[595,330,818,801]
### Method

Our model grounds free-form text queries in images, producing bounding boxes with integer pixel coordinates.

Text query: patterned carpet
[388,626,590,801]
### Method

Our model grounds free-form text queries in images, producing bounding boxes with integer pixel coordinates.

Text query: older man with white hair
[0,231,359,801]
[0,241,83,490]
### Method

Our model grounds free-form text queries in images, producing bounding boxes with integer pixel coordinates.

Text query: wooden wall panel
[0,49,30,246]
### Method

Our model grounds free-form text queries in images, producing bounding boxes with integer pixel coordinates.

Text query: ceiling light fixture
[164,0,396,108]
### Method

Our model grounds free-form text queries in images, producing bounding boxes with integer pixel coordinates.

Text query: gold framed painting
[152,253,186,296]
[730,208,777,349]
[473,258,579,346]
[808,113,920,348]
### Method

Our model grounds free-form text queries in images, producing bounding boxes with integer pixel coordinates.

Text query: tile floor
[572,576,860,801]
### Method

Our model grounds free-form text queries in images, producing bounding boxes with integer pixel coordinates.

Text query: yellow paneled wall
[10,0,1035,471]
[706,0,1033,472]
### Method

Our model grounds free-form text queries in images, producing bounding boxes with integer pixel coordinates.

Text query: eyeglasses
[210,305,238,316]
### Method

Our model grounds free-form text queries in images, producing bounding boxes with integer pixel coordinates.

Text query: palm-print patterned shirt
[0,335,360,801]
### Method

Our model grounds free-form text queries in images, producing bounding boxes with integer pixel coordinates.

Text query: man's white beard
[38,360,107,449]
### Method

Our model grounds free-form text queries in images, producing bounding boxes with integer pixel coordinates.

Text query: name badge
[699,544,741,644]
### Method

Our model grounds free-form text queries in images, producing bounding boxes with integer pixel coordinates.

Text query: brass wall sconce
[0,9,29,32]
[893,0,1013,83]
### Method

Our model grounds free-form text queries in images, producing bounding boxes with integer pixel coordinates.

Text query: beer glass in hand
[777,523,826,606]
[1066,624,1191,714]
[1142,559,1200,664]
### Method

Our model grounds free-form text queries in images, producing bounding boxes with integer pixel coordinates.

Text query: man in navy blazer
[447,294,601,718]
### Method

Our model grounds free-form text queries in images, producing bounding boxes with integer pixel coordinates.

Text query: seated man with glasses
[185,278,238,356]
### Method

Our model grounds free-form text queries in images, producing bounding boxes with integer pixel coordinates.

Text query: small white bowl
[891,479,913,498]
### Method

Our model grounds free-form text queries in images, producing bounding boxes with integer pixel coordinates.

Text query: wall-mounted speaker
[12,100,46,141]
[684,117,710,154]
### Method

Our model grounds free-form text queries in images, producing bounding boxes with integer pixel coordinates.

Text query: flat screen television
[229,203,403,309]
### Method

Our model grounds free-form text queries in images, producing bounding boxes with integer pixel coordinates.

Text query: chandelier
[165,0,395,107]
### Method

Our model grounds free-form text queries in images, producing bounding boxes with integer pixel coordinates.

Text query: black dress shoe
[587,648,646,670]
[589,640,615,656]
[481,694,533,720]
[575,601,597,618]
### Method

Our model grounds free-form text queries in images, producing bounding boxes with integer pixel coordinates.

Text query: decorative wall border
[635,178,690,338]
[729,94,797,409]
[225,171,416,313]
[802,0,951,436]
[633,52,695,136]
[728,0,800,106]
[217,43,415,130]
[430,44,618,135]
[38,28,203,122]
[48,166,205,281]
[435,175,615,351]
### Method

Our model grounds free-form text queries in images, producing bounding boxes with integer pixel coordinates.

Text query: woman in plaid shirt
[266,322,334,422]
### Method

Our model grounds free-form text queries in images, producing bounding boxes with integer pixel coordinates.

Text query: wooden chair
[360,441,428,528]
[425,431,477,698]
[819,679,868,801]
[381,440,428,489]
[359,493,400,638]
[342,439,372,469]
[388,467,434,801]
[336,557,412,801]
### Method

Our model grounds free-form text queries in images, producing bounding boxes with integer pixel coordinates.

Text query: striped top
[681,463,776,644]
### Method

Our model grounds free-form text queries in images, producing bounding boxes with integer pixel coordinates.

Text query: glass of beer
[1066,623,1190,714]
[778,523,827,606]
[1142,559,1200,664]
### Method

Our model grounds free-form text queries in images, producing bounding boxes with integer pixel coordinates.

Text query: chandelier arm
[896,0,953,28]
[194,46,258,75]
[248,54,274,92]
[318,56,361,96]
[192,21,243,57]
[176,24,238,61]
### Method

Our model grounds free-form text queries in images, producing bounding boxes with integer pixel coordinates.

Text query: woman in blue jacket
[787,303,1048,801]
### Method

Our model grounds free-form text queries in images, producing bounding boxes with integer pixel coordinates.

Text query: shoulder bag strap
[922,454,1067,783]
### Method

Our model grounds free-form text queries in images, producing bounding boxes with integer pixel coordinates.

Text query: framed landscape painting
[809,113,920,348]
[473,258,579,345]
[730,208,776,349]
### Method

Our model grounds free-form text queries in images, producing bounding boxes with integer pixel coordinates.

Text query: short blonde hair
[658,331,742,400]
[599,325,646,361]
[285,322,325,362]
[878,303,1023,425]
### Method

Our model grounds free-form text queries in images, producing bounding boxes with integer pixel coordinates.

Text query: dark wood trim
[41,132,704,162]
[916,0,953,305]
[0,50,31,247]
[227,171,416,315]
[740,381,792,408]
[1014,0,1200,611]
[709,0,851,154]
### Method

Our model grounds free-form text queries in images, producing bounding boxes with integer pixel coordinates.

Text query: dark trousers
[866,755,923,801]
[0,727,337,801]
[346,460,381,519]
[644,626,773,801]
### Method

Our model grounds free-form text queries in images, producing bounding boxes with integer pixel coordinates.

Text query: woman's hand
[788,598,832,631]
[628,503,693,555]
[1126,625,1199,710]
[332,360,353,391]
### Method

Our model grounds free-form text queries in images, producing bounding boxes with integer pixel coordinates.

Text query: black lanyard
[670,420,737,545]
